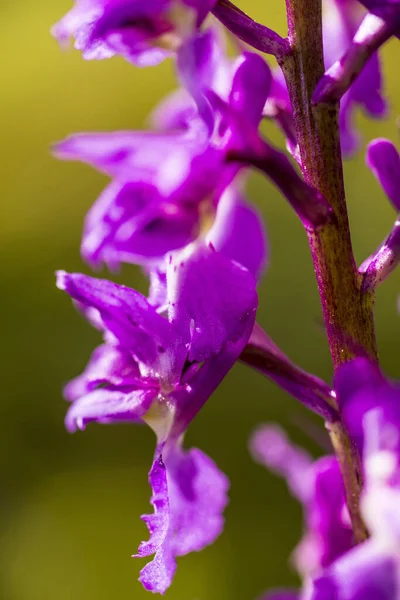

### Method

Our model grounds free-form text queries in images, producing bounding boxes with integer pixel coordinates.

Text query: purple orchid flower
[250,425,353,582]
[306,358,400,599]
[52,0,219,66]
[56,202,260,592]
[308,542,398,600]
[252,397,400,600]
[54,30,271,271]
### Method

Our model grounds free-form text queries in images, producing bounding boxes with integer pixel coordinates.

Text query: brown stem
[328,422,369,542]
[281,0,378,543]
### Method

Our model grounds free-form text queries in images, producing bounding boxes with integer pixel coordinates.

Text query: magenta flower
[50,0,400,596]
[306,359,400,599]
[56,193,260,592]
[54,31,271,271]
[251,426,352,581]
[52,0,218,66]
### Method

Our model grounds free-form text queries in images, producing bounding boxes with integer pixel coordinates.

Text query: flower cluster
[53,0,400,597]
[255,360,400,599]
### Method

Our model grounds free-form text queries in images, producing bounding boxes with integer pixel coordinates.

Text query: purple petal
[362,411,400,543]
[56,271,172,371]
[53,131,188,179]
[177,29,225,132]
[136,455,169,558]
[250,424,313,502]
[353,52,387,118]
[135,455,174,592]
[309,540,398,600]
[166,446,229,555]
[170,313,256,438]
[207,184,267,280]
[155,27,231,133]
[307,456,353,570]
[147,268,168,312]
[229,52,272,127]
[135,445,229,594]
[54,127,227,216]
[52,0,207,66]
[151,88,197,132]
[335,358,400,454]
[366,139,400,211]
[167,243,258,363]
[65,385,157,432]
[82,180,198,268]
[339,93,361,156]
[64,343,140,401]
[250,425,352,574]
[339,52,387,155]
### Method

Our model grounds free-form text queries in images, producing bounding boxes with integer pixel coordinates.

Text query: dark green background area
[0,2,399,598]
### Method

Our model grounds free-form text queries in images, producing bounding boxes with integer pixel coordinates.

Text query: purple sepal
[64,344,141,401]
[56,271,173,372]
[366,138,400,211]
[250,424,313,502]
[81,180,199,269]
[335,358,400,455]
[53,129,205,182]
[54,34,270,272]
[135,444,229,594]
[229,52,272,128]
[309,541,397,600]
[250,425,352,576]
[65,385,157,432]
[359,139,400,290]
[167,243,258,363]
[207,184,267,280]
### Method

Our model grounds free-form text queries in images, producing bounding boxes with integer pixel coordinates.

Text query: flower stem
[328,421,369,542]
[280,0,377,543]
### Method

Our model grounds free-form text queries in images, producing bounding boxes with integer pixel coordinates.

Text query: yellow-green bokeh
[0,2,399,599]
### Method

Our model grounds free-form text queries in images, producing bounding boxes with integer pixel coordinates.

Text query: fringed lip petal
[135,444,229,594]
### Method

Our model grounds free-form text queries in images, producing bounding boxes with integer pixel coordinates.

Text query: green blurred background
[1,1,399,599]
